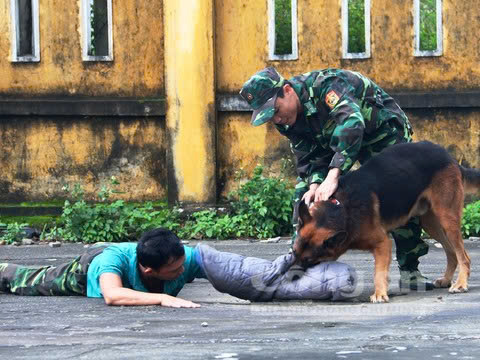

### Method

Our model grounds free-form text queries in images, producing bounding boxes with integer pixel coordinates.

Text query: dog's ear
[324,231,348,248]
[298,200,312,228]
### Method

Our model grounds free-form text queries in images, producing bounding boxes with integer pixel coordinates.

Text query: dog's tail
[461,166,480,194]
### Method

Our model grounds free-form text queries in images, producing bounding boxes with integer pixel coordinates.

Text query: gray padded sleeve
[195,244,357,302]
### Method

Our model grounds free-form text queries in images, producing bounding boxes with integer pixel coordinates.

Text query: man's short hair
[137,228,185,269]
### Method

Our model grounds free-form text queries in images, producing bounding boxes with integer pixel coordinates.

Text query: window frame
[81,0,114,62]
[10,0,40,62]
[341,0,371,59]
[268,0,298,61]
[414,0,443,57]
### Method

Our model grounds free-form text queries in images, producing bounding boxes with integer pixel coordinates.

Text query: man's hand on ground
[159,294,201,308]
[100,273,201,307]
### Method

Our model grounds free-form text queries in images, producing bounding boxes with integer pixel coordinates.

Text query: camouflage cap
[239,67,285,126]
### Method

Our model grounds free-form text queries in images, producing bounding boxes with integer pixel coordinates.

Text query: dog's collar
[329,198,341,206]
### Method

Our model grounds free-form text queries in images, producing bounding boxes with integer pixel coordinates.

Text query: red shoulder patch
[325,90,340,109]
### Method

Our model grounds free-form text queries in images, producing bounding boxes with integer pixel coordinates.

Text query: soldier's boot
[396,241,435,291]
[399,268,435,291]
[392,217,434,291]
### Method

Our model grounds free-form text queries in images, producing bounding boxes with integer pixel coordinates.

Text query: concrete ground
[1,239,480,359]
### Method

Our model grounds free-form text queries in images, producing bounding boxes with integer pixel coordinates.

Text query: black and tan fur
[293,141,480,303]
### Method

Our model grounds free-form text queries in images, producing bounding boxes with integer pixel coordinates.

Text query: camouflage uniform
[0,245,107,296]
[240,67,429,278]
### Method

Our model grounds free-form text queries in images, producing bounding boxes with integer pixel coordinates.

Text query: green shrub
[461,200,480,238]
[172,165,294,240]
[23,169,480,243]
[33,166,295,242]
[180,210,232,240]
[0,222,29,244]
[227,165,294,239]
[54,177,170,243]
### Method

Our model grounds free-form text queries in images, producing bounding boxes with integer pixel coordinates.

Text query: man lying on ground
[1,228,358,305]
[0,228,203,308]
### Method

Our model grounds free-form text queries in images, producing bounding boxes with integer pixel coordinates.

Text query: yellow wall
[0,1,166,202]
[0,117,166,201]
[1,0,480,202]
[409,109,480,169]
[216,0,480,90]
[0,0,164,96]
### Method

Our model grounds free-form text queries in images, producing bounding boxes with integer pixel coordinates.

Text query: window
[342,0,371,59]
[268,0,298,60]
[81,0,113,61]
[414,0,442,56]
[10,0,40,62]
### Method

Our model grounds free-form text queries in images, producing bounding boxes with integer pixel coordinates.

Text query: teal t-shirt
[86,243,204,298]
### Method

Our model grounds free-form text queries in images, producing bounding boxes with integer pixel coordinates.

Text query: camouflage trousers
[291,123,429,272]
[0,245,107,296]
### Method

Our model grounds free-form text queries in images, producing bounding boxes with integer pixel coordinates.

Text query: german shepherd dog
[293,141,480,303]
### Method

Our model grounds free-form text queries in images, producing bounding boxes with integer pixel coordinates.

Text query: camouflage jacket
[275,69,411,184]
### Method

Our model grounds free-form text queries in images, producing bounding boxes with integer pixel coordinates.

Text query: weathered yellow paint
[217,112,294,195]
[215,0,269,92]
[164,0,216,203]
[0,119,166,201]
[409,110,480,169]
[216,0,480,91]
[0,0,164,96]
[2,0,480,204]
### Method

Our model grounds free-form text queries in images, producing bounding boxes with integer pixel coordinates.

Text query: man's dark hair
[136,228,185,269]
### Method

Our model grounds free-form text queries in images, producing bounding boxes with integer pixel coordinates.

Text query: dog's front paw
[433,277,451,288]
[370,292,389,303]
[449,281,468,293]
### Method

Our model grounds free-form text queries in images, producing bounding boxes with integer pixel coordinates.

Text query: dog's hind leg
[420,211,456,288]
[427,166,470,293]
[438,214,470,293]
